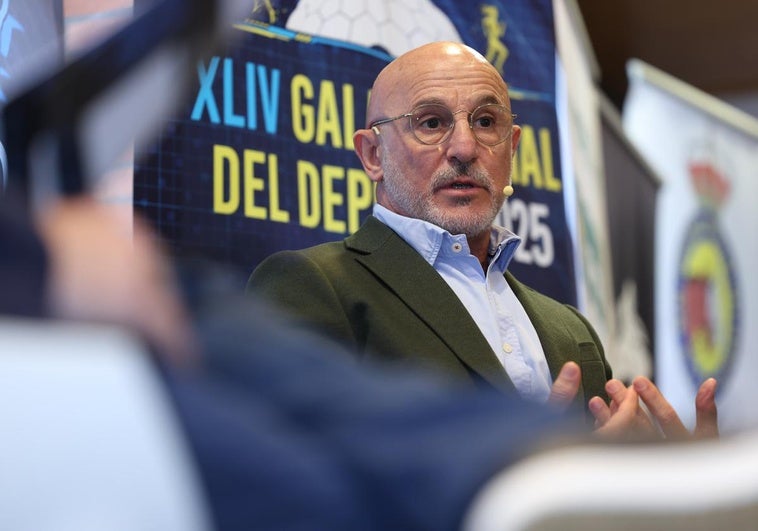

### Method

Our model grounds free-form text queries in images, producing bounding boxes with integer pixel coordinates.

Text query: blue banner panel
[135,25,387,271]
[135,0,576,304]
[0,0,62,103]
[1,0,63,188]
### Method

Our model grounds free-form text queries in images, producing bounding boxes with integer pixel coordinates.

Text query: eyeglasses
[369,103,517,146]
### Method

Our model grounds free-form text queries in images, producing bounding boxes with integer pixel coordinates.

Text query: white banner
[553,0,621,374]
[623,60,758,433]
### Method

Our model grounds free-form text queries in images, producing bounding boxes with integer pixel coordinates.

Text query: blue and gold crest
[677,160,739,387]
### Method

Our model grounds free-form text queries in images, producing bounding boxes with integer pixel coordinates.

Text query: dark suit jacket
[171,294,580,531]
[0,192,49,317]
[248,216,611,411]
[0,211,581,531]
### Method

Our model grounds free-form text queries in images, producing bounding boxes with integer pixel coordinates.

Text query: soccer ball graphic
[284,0,462,57]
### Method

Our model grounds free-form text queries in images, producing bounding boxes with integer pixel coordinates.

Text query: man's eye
[475,116,494,128]
[418,116,444,129]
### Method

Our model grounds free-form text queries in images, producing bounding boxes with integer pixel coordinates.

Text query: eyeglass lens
[409,104,512,145]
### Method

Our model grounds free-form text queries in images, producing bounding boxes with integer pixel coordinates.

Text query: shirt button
[502,342,513,354]
[451,242,463,253]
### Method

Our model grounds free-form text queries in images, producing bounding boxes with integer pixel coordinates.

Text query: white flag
[623,59,758,433]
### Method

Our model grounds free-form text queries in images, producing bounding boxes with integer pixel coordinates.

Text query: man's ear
[353,128,383,183]
[510,124,522,153]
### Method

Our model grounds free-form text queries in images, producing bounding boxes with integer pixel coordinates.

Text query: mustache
[431,163,493,191]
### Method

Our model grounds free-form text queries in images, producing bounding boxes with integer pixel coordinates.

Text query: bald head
[366,42,510,126]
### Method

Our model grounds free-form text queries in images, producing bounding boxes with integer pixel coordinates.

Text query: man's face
[371,46,520,238]
[379,133,510,238]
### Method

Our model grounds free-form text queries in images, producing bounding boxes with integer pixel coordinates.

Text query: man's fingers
[588,396,611,426]
[633,376,690,440]
[593,386,643,440]
[592,380,630,427]
[604,379,628,403]
[548,361,581,409]
[694,378,719,439]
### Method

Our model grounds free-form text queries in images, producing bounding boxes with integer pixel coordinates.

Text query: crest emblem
[677,158,739,386]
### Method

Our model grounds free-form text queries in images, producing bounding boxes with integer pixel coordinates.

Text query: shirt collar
[372,203,521,271]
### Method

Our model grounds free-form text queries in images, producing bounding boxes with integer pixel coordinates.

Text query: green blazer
[248,216,611,412]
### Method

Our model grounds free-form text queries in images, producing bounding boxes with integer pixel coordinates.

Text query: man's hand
[547,361,581,409]
[589,379,659,441]
[632,376,718,440]
[547,363,653,440]
[590,377,719,441]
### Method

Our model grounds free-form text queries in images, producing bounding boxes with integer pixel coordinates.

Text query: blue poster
[134,0,575,304]
[0,0,63,188]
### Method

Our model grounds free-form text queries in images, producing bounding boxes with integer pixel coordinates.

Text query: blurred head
[353,41,521,239]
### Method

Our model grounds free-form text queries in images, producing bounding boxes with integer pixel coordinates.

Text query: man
[248,41,611,414]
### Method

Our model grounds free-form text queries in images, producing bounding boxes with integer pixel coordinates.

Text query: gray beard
[380,156,503,238]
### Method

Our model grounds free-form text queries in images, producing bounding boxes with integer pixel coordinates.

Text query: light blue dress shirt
[373,204,553,402]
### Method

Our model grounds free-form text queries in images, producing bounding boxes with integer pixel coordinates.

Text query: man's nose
[444,115,479,162]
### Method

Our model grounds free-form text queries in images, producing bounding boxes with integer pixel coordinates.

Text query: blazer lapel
[346,218,515,394]
[506,272,587,404]
[506,273,569,377]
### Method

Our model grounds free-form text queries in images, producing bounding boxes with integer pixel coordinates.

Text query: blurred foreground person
[0,190,718,530]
